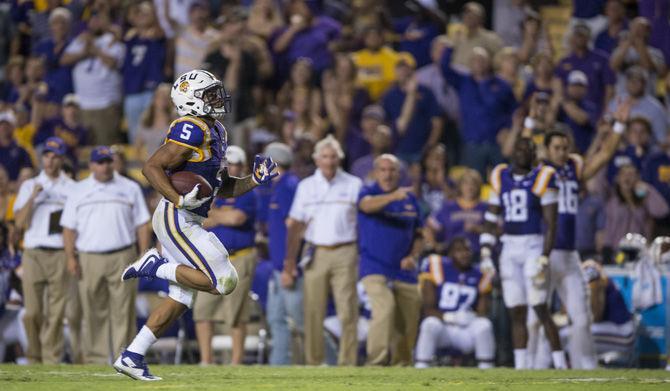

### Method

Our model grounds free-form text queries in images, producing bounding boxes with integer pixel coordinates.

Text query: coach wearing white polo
[13,137,74,364]
[61,146,151,364]
[283,135,362,366]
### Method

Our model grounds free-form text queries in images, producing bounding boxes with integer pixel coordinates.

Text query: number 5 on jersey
[180,123,192,141]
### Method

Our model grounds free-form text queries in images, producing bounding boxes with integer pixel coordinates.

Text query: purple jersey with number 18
[488,164,558,236]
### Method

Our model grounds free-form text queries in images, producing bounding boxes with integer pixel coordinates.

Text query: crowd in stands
[0,0,669,368]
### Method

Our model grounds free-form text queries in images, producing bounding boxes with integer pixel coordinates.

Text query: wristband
[481,246,492,260]
[480,232,497,246]
[484,211,499,223]
[524,117,535,130]
[613,121,626,134]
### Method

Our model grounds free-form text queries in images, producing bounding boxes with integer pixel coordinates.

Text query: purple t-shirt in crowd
[32,38,74,103]
[34,117,87,164]
[575,193,606,254]
[430,200,487,253]
[557,98,598,153]
[0,142,33,180]
[270,16,341,81]
[555,50,614,114]
[594,21,628,56]
[572,0,605,18]
[639,0,670,64]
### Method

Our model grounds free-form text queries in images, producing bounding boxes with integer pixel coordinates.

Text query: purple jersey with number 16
[164,115,228,217]
[488,164,558,236]
[546,154,583,250]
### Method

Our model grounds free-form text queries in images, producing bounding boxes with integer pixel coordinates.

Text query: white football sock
[552,350,567,369]
[514,349,527,370]
[478,361,494,369]
[127,326,158,356]
[155,263,178,283]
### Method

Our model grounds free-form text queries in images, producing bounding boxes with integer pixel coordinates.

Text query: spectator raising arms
[451,2,503,71]
[32,7,74,105]
[61,10,125,145]
[247,0,285,39]
[270,0,341,84]
[441,42,517,176]
[382,54,442,164]
[122,1,166,143]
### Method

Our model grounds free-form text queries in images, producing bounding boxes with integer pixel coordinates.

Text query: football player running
[530,100,632,369]
[415,237,495,369]
[480,137,564,369]
[113,70,278,380]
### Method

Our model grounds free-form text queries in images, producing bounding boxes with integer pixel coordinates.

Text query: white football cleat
[113,350,162,381]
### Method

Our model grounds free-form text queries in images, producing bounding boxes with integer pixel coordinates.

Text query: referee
[13,137,73,364]
[61,146,151,364]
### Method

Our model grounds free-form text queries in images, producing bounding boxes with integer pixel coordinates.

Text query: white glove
[177,184,211,210]
[443,311,476,326]
[529,255,549,287]
[480,256,496,276]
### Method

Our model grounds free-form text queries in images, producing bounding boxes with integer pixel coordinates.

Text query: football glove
[480,257,496,275]
[252,154,279,185]
[177,184,211,210]
[529,255,549,287]
[443,310,476,326]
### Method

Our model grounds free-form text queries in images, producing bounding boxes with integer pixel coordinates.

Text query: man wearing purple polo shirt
[357,154,423,365]
[441,43,517,176]
[556,23,615,116]
[271,0,340,83]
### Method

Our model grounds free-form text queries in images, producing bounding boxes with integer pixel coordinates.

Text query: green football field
[1,365,670,390]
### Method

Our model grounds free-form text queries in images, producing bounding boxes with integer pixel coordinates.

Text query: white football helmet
[171,70,231,117]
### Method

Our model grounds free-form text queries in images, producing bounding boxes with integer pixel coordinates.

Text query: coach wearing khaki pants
[61,146,151,364]
[357,154,423,365]
[194,146,257,365]
[283,135,362,366]
[13,137,74,364]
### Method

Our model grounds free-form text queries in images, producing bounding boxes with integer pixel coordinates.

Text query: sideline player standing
[531,101,632,369]
[480,138,565,369]
[113,70,278,380]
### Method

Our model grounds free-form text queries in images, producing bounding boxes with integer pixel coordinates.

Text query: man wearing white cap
[194,146,258,365]
[556,70,598,153]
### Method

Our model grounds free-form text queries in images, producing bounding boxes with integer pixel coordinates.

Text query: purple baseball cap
[90,146,113,163]
[43,137,66,156]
